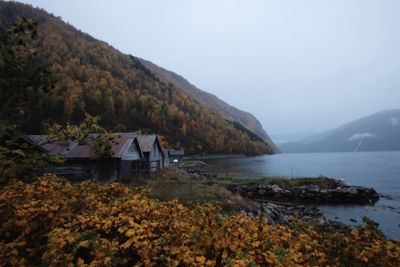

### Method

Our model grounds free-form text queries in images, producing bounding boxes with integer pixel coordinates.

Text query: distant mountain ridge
[280,109,400,153]
[0,2,276,155]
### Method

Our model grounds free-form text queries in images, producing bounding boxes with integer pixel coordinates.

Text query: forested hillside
[139,58,277,151]
[0,2,274,155]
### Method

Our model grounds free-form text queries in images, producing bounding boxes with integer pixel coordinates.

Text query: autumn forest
[0,2,273,155]
[1,2,399,267]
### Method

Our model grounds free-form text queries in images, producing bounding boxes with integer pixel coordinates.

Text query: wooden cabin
[26,133,145,182]
[137,134,166,174]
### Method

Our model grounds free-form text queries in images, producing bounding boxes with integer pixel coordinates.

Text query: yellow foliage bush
[0,175,399,266]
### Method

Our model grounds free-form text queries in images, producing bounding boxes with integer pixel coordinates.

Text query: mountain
[138,58,276,149]
[0,2,276,155]
[280,109,400,153]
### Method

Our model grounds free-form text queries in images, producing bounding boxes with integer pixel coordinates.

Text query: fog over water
[19,0,400,140]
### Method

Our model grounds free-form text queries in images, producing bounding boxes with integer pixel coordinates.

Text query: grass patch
[137,167,257,213]
[209,176,340,188]
[127,167,340,213]
[145,176,256,213]
[147,178,223,203]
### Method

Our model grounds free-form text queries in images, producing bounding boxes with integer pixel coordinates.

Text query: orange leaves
[120,239,135,250]
[0,176,399,266]
[79,240,90,248]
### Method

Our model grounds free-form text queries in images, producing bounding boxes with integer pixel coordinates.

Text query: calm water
[206,151,400,239]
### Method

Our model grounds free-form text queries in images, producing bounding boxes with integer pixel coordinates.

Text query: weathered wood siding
[162,154,169,167]
[149,142,161,173]
[120,139,143,181]
[48,159,119,182]
[47,162,92,181]
[91,159,119,182]
[121,140,141,161]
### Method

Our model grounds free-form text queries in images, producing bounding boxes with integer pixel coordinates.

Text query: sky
[18,0,400,141]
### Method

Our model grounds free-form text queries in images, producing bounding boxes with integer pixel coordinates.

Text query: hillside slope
[280,109,400,153]
[0,2,275,155]
[139,58,276,150]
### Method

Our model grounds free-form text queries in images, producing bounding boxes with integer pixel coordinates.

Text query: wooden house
[26,133,144,182]
[137,134,165,174]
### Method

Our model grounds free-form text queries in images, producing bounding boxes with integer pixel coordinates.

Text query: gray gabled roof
[137,134,157,153]
[168,149,185,156]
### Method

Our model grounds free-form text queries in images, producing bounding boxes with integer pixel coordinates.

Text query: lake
[205,151,400,239]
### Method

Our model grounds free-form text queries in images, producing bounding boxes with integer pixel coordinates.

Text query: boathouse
[26,133,145,182]
[137,134,165,174]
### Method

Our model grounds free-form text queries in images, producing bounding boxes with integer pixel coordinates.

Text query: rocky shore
[227,181,380,204]
[256,201,327,225]
[176,160,381,226]
[177,160,214,178]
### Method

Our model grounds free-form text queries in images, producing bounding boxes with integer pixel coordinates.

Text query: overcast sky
[19,0,400,141]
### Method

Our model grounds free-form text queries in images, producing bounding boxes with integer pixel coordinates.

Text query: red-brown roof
[26,132,139,159]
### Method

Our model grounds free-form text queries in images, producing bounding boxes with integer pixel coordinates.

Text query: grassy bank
[209,176,342,188]
[129,167,344,214]
[131,167,256,213]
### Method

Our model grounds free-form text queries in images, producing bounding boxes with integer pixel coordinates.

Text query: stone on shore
[227,182,379,204]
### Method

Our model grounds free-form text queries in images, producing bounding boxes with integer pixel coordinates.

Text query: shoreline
[183,153,247,160]
[177,160,383,231]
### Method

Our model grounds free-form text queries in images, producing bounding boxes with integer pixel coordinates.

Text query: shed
[137,134,165,174]
[168,148,185,163]
[26,133,144,182]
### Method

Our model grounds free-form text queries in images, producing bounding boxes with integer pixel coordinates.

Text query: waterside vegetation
[1,175,399,267]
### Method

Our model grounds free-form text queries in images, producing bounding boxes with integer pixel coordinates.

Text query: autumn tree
[0,16,58,183]
[0,17,115,184]
[0,16,55,130]
[48,113,116,159]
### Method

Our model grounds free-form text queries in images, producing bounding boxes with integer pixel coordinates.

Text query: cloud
[347,132,375,141]
[389,117,399,126]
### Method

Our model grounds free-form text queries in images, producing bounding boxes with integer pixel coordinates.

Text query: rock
[345,187,358,195]
[260,201,326,225]
[380,193,394,200]
[265,213,276,225]
[247,212,256,218]
[245,191,253,197]
[283,189,291,195]
[258,184,267,189]
[258,189,266,195]
[318,217,328,224]
[270,184,282,193]
[306,192,316,198]
[225,180,380,205]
